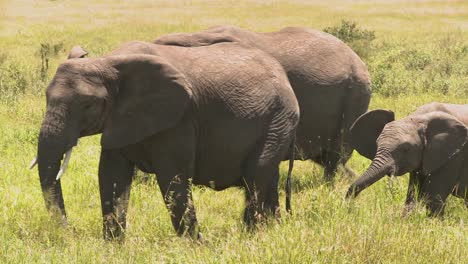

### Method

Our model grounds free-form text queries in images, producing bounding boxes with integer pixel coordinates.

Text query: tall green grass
[0,0,467,263]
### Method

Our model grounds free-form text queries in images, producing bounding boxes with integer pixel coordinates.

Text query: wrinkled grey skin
[154,25,372,181]
[36,42,299,240]
[347,103,468,216]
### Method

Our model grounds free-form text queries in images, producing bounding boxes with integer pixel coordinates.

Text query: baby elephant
[347,102,468,216]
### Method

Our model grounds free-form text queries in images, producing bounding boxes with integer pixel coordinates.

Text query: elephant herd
[30,25,467,241]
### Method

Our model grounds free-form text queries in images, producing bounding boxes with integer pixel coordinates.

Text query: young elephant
[154,25,372,181]
[32,41,299,240]
[346,103,468,216]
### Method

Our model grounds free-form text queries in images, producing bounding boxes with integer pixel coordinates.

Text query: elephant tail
[286,135,295,213]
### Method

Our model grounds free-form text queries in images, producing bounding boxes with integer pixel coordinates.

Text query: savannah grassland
[0,0,467,263]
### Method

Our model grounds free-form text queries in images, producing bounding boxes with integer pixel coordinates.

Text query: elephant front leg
[157,172,200,240]
[323,153,339,182]
[402,172,422,216]
[317,149,342,182]
[98,149,134,241]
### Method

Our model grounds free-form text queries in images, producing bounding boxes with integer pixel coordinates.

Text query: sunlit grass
[0,0,467,263]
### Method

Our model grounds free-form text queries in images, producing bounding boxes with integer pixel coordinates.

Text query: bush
[0,59,29,102]
[37,42,64,80]
[323,20,376,59]
[401,49,432,70]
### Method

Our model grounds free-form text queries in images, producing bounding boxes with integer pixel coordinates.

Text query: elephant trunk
[346,153,394,198]
[37,154,68,225]
[36,107,77,225]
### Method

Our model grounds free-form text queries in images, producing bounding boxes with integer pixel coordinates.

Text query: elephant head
[32,46,192,224]
[346,109,468,198]
[67,46,88,59]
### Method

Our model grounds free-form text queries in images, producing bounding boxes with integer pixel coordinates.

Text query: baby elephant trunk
[346,157,393,198]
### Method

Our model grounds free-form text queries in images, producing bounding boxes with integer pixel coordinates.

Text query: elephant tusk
[28,156,38,169]
[56,148,73,181]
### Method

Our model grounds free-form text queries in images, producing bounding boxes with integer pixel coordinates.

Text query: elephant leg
[264,169,281,220]
[338,79,372,178]
[242,134,287,228]
[402,172,422,216]
[423,171,455,217]
[320,139,354,181]
[425,192,450,217]
[148,119,199,239]
[98,149,135,241]
[242,165,280,228]
[157,169,199,239]
[321,150,340,182]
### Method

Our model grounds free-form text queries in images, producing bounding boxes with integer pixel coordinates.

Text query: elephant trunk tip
[345,185,361,199]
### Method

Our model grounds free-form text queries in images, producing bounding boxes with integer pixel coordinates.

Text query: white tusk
[28,156,38,169]
[56,148,73,181]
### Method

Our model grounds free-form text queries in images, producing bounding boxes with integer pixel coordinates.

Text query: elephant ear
[422,112,468,175]
[101,54,192,149]
[67,46,88,59]
[350,109,395,160]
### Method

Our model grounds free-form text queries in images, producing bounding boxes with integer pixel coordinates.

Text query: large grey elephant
[31,41,299,240]
[346,103,468,216]
[154,25,372,181]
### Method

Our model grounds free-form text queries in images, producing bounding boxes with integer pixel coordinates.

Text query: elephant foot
[51,213,68,227]
[172,211,201,242]
[243,204,280,230]
[48,207,68,227]
[103,214,125,242]
[243,207,266,231]
[272,206,281,223]
[402,202,416,217]
[322,169,336,183]
[426,203,445,218]
[194,231,204,244]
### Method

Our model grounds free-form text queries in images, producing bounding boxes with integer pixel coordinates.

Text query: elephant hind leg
[242,162,282,228]
[242,149,283,228]
[242,123,294,228]
[333,78,372,179]
[423,170,457,217]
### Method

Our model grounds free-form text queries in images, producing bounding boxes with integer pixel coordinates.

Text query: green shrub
[323,20,376,59]
[401,49,432,70]
[323,20,376,44]
[0,60,29,102]
[37,42,64,80]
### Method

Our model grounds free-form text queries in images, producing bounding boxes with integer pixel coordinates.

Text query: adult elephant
[31,41,299,240]
[154,25,372,181]
[347,103,468,216]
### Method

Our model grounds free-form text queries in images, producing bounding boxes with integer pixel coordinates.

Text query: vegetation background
[0,0,467,263]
